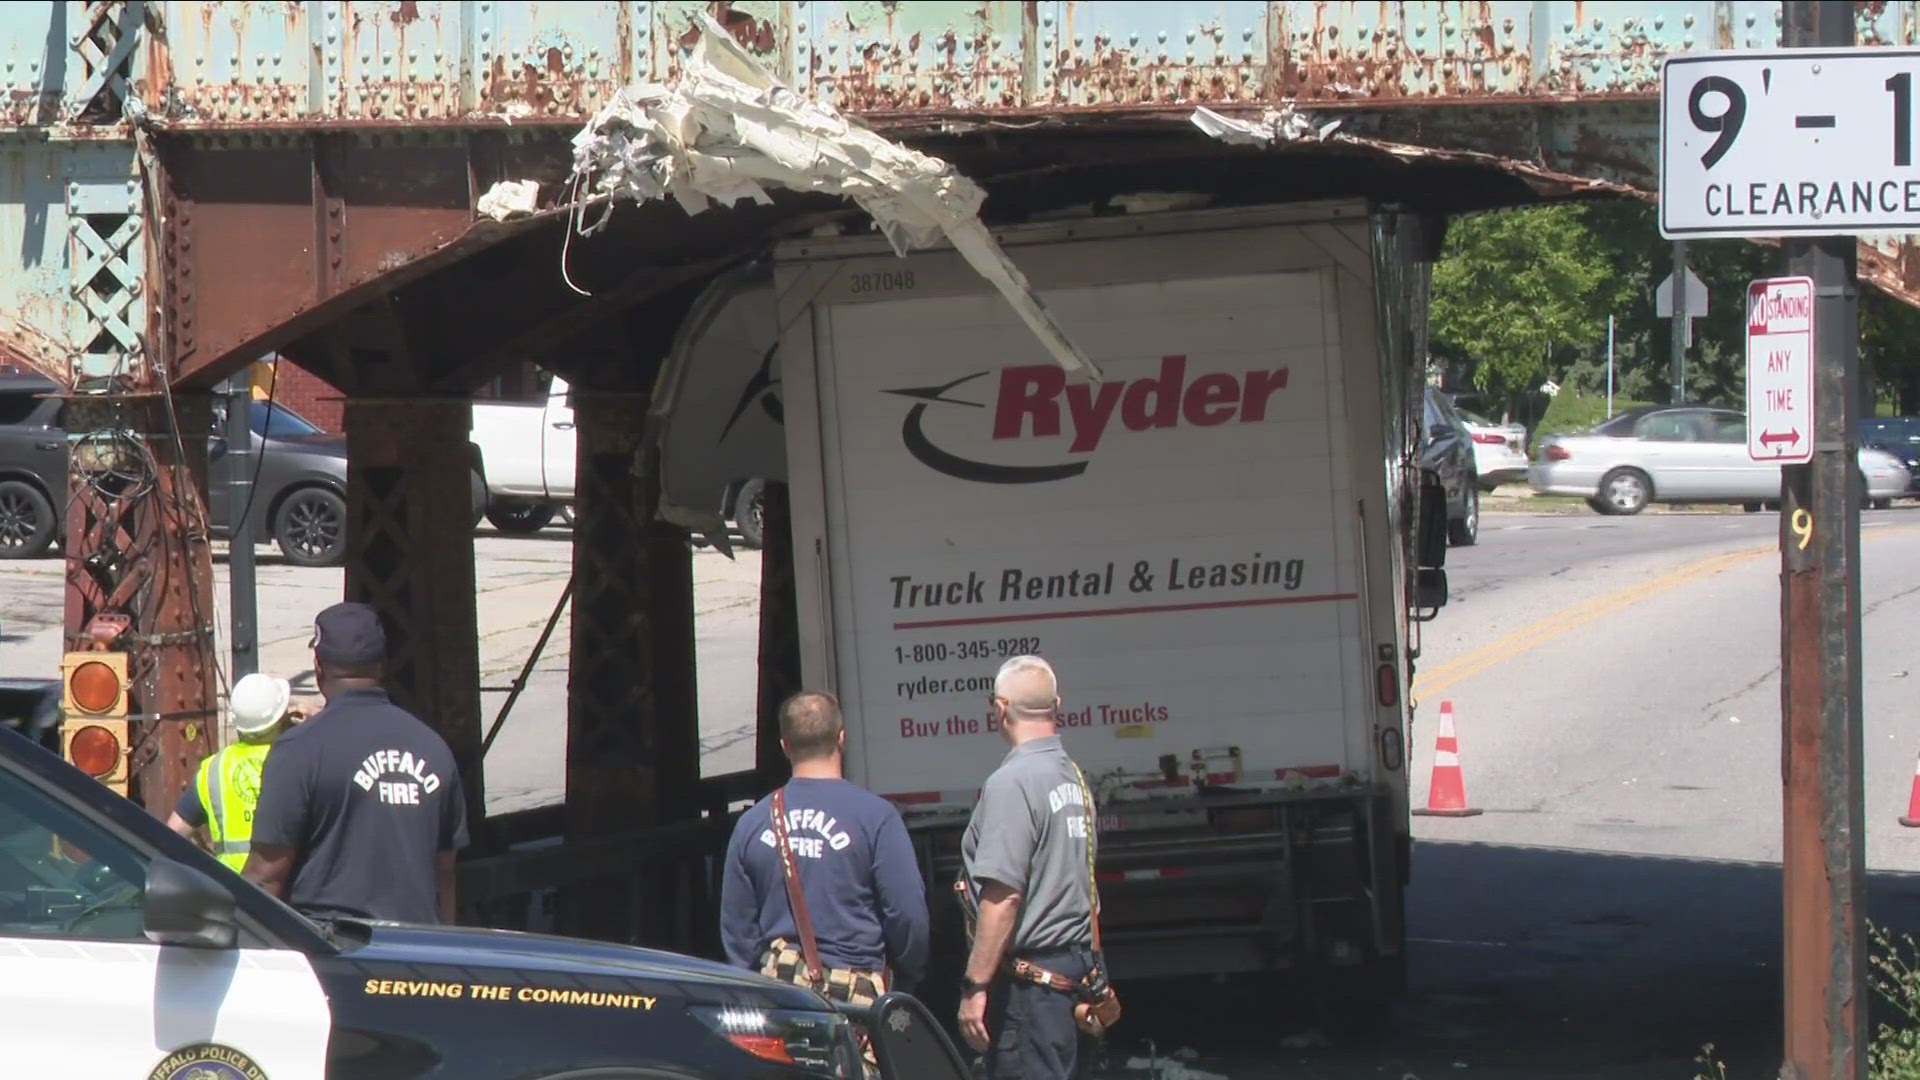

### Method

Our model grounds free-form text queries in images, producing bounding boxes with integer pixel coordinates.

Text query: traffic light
[60,650,128,795]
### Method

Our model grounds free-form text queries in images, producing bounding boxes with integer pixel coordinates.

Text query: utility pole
[1670,240,1690,402]
[1779,3,1867,1077]
[224,375,259,681]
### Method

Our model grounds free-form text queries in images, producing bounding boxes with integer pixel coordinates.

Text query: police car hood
[348,921,826,1010]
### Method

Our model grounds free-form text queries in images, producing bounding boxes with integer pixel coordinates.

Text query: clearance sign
[813,270,1365,796]
[1662,49,1920,237]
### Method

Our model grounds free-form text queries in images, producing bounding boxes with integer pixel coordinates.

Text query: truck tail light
[1376,664,1399,707]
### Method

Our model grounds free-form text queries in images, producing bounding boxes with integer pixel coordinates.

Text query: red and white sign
[1745,276,1815,464]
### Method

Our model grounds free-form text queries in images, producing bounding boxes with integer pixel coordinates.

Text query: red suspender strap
[770,788,825,985]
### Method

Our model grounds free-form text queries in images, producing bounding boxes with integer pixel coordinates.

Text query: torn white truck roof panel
[567,15,1100,380]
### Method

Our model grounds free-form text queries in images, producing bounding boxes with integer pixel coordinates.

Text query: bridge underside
[131,118,1625,938]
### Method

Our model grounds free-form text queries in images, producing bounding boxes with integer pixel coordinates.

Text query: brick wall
[257,357,343,432]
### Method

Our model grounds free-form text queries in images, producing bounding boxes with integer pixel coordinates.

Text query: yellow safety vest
[195,740,273,871]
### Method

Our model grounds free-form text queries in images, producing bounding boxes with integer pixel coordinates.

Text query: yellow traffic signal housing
[61,717,129,794]
[62,650,128,718]
[61,651,130,795]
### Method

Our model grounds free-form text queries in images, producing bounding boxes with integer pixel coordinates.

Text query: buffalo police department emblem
[148,1043,268,1080]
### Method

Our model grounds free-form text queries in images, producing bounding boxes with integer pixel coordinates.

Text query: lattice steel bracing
[342,398,484,825]
[561,392,700,943]
[65,171,145,384]
[72,0,145,123]
[62,395,217,813]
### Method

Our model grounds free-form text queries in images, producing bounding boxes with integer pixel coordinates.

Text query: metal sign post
[1668,243,1690,401]
[224,376,259,681]
[1662,3,1868,1075]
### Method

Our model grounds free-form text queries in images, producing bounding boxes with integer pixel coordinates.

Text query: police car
[0,724,968,1078]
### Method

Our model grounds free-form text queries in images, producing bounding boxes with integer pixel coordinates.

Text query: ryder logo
[885,355,1290,484]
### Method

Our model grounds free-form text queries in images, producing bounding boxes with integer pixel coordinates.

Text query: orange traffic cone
[1412,700,1482,818]
[1900,753,1920,828]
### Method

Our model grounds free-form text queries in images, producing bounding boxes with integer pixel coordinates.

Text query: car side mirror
[855,993,973,1080]
[144,857,238,949]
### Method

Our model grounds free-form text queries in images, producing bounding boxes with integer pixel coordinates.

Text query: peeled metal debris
[1189,106,1343,146]
[476,179,542,221]
[566,15,1100,380]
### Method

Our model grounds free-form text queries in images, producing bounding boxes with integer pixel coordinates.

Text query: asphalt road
[1112,505,1920,1079]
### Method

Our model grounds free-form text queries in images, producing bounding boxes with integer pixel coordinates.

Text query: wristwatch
[960,977,990,996]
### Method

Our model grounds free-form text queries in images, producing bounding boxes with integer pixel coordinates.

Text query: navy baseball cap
[310,602,387,665]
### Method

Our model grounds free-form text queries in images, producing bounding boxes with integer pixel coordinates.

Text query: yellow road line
[1412,545,1769,700]
[1412,522,1920,700]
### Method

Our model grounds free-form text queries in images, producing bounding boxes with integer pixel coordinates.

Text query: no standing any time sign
[1745,277,1814,465]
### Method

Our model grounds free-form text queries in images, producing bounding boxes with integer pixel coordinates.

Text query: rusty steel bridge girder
[0,2,1918,391]
[5,3,1920,391]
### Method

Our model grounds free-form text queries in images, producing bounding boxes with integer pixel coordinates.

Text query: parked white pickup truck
[470,372,577,533]
[471,369,770,545]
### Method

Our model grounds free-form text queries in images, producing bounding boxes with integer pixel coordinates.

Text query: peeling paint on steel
[100,1,1920,128]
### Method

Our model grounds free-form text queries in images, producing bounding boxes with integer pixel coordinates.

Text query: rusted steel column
[563,390,701,942]
[63,392,220,815]
[755,481,800,784]
[342,397,484,825]
[1779,9,1866,1080]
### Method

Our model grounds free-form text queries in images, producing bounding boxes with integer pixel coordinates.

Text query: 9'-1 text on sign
[1661,50,1920,237]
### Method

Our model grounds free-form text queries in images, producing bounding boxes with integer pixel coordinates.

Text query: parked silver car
[1530,404,1911,515]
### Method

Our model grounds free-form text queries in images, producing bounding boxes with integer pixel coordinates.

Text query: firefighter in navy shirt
[244,601,469,923]
[721,691,929,1002]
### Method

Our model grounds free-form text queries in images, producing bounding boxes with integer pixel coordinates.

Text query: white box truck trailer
[758,201,1443,990]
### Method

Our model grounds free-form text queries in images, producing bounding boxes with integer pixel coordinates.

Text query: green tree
[1430,205,1610,404]
[1436,198,1920,423]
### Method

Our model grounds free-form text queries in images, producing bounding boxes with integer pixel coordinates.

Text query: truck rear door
[780,205,1390,808]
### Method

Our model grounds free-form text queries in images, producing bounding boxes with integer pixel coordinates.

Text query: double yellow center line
[1411,523,1919,699]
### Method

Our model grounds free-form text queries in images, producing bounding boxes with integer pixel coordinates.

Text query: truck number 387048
[849,270,915,294]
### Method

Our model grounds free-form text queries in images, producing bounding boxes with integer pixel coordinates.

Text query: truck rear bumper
[911,788,1406,982]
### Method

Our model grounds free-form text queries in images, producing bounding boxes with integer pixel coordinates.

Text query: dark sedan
[0,720,969,1078]
[1420,386,1481,546]
[0,376,484,567]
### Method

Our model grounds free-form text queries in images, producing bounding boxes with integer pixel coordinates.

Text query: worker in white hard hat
[166,672,301,871]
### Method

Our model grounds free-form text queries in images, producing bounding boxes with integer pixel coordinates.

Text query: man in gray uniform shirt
[957,655,1099,1079]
